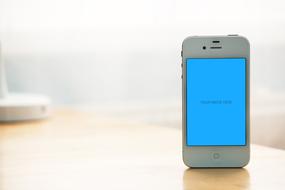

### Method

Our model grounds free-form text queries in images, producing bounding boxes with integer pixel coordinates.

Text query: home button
[213,153,220,160]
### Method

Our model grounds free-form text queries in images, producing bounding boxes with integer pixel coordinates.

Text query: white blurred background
[1,0,285,148]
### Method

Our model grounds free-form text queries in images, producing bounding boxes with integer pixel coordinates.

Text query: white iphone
[182,35,250,167]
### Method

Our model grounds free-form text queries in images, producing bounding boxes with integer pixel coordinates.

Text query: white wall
[1,0,285,106]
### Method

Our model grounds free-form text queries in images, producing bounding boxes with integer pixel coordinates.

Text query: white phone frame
[182,35,250,167]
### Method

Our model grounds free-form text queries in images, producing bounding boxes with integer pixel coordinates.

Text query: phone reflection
[183,168,249,190]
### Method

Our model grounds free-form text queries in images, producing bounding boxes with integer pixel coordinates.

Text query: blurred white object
[0,44,50,121]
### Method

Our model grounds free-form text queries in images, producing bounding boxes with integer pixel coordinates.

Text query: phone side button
[181,75,183,79]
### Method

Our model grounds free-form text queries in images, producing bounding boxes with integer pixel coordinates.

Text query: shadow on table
[183,168,249,190]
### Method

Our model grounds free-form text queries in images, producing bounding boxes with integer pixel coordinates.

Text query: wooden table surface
[0,109,285,190]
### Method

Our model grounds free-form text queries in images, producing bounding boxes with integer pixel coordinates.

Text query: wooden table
[0,109,285,190]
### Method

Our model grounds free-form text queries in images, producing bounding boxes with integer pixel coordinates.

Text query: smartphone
[182,35,250,167]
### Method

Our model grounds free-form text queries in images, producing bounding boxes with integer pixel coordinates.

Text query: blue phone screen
[186,58,246,146]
